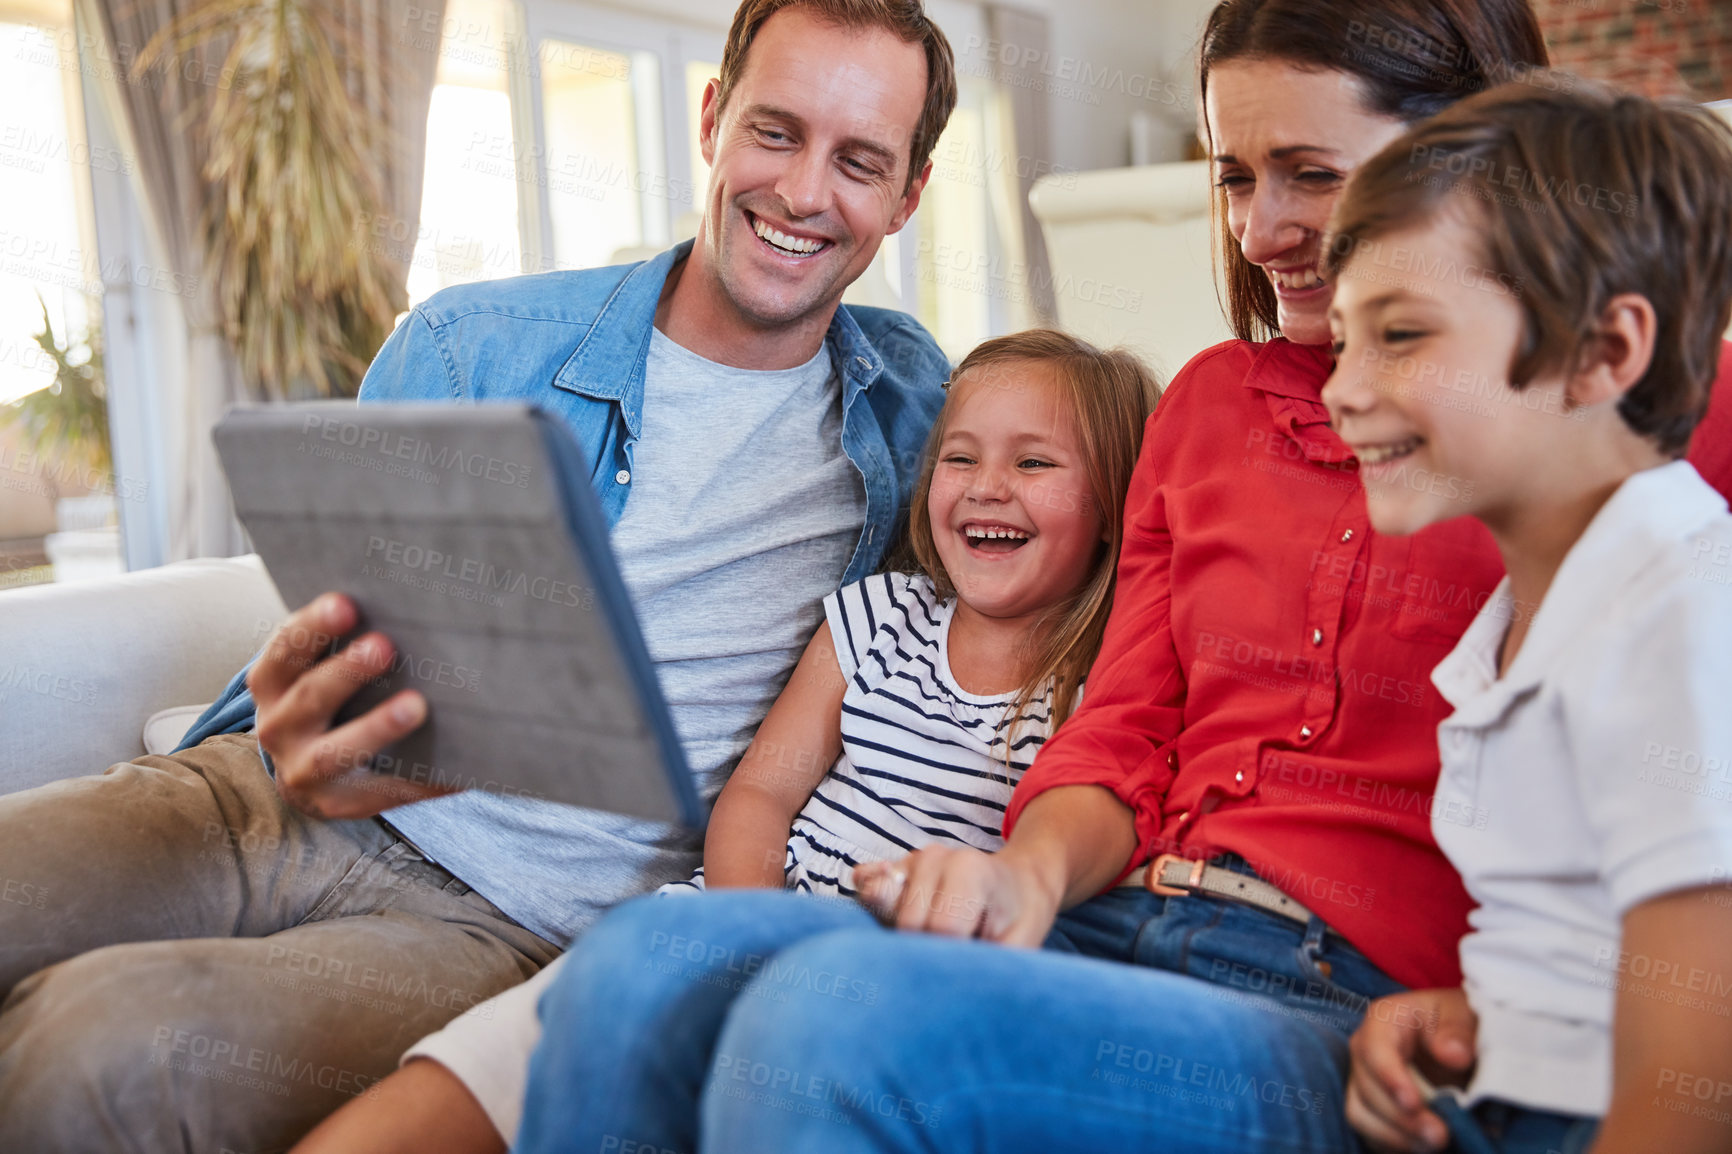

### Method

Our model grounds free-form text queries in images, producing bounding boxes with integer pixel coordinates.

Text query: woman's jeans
[516,860,1416,1154]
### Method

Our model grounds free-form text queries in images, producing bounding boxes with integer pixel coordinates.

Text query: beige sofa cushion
[0,556,287,795]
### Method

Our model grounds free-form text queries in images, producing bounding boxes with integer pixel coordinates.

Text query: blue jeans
[517,863,1412,1154]
[1434,1095,1599,1154]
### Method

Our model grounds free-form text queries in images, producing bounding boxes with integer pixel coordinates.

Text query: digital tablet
[213,402,704,828]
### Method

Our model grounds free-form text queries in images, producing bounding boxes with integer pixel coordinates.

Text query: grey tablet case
[213,402,704,829]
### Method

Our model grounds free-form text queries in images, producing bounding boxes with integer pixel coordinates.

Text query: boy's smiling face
[1322,208,1577,537]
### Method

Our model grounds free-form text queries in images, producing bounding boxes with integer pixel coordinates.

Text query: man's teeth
[1271,267,1323,291]
[753,218,824,254]
[965,527,1029,541]
[1356,438,1421,465]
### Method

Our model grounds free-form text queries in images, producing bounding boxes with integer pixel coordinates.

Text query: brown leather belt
[1118,853,1315,928]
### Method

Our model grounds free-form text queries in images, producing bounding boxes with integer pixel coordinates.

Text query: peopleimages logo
[299,413,533,488]
[362,535,596,611]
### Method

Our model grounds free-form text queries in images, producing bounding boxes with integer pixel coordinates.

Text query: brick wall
[1533,0,1732,101]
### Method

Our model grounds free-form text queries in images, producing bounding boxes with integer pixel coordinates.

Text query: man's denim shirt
[182,239,949,745]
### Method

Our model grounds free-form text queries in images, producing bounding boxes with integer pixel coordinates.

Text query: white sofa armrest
[1029,160,1235,378]
[0,556,288,796]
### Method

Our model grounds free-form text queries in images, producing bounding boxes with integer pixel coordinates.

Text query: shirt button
[1340,529,1354,543]
[1299,725,1314,741]
[855,355,872,370]
[614,469,631,484]
[1234,769,1245,784]
[1177,810,1189,823]
[1311,627,1324,646]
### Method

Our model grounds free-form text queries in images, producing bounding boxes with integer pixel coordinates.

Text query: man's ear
[885,160,933,236]
[1568,292,1657,408]
[699,78,722,169]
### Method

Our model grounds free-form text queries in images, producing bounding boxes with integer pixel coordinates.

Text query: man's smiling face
[694,7,930,330]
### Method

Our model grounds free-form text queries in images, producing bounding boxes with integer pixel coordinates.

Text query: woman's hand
[1345,987,1478,1152]
[855,845,1065,947]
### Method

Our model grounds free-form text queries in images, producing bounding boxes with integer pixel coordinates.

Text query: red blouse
[1005,338,1732,991]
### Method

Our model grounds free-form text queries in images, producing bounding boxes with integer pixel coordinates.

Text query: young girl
[507,329,1159,1153]
[668,327,1159,901]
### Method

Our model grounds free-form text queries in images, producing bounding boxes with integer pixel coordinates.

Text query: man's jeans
[0,733,559,1154]
[518,866,1409,1154]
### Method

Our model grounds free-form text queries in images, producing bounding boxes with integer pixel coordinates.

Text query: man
[0,2,954,1149]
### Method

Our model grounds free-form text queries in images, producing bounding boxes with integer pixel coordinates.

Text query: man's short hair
[715,0,957,194]
[1325,78,1732,455]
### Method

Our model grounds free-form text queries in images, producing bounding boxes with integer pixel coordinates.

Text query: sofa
[1029,159,1235,380]
[0,555,286,796]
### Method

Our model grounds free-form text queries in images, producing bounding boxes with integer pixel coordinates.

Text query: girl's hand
[855,845,1065,947]
[1345,987,1478,1153]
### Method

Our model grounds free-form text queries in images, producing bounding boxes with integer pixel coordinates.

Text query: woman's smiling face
[1205,60,1411,346]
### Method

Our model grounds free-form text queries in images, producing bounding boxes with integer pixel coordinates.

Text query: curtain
[985,3,1057,325]
[75,0,446,562]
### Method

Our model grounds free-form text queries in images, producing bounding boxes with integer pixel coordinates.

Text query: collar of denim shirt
[552,239,887,440]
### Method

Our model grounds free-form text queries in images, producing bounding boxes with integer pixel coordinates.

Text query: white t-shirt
[1430,461,1732,1116]
[407,574,1064,1140]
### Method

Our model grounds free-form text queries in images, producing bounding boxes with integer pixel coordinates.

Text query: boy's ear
[1567,292,1657,409]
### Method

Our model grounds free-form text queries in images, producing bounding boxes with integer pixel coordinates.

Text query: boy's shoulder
[1547,464,1732,686]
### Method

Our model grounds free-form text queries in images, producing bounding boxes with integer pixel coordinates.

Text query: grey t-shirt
[382,328,867,946]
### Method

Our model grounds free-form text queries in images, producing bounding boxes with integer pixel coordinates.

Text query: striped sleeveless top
[663,572,1062,899]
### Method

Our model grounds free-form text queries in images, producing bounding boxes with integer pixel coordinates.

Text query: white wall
[1009,0,1216,172]
[572,0,1220,174]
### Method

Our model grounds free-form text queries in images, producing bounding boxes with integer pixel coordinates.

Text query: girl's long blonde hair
[900,329,1161,747]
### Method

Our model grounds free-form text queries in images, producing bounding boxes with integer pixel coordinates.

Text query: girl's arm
[1591,885,1732,1154]
[703,622,847,888]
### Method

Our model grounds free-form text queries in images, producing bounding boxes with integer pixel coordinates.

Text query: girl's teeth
[753,218,823,254]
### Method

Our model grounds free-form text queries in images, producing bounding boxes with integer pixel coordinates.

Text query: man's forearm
[1003,784,1139,910]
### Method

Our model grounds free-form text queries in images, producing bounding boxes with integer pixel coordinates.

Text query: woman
[517,2,1732,1152]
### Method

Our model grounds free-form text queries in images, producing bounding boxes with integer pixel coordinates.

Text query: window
[0,1,114,588]
[685,58,720,217]
[405,0,523,305]
[412,0,1030,360]
[0,12,97,406]
[538,38,657,271]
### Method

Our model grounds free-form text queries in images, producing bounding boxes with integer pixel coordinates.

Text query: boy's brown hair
[715,0,957,195]
[903,330,1160,743]
[1324,79,1732,455]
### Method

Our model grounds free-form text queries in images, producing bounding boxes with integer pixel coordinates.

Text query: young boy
[1319,81,1732,1154]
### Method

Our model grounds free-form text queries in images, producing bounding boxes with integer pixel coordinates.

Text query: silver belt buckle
[1144,852,1206,897]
